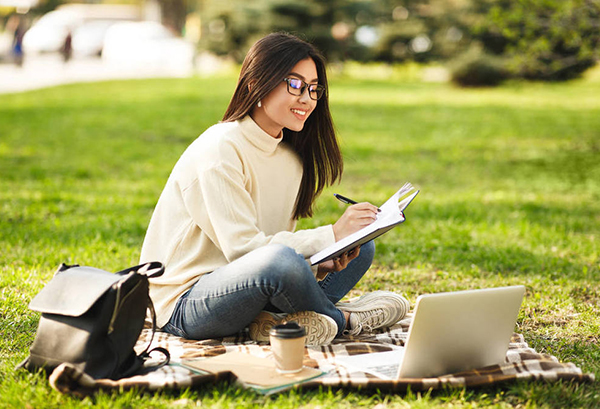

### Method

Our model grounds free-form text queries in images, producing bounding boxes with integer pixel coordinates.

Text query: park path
[0,54,196,95]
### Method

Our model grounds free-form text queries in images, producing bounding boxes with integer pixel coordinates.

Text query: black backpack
[18,262,169,380]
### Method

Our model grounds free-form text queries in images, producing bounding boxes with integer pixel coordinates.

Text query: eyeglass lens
[285,78,324,100]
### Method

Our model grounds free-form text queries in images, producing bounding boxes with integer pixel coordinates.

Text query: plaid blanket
[48,314,594,396]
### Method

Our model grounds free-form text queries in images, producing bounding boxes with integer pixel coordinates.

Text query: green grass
[1,72,599,407]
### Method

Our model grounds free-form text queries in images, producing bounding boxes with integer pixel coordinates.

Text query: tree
[195,0,599,81]
[474,0,600,80]
[268,0,372,62]
[159,0,187,34]
[198,0,273,61]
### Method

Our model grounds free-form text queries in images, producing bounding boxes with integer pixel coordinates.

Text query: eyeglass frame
[282,78,326,101]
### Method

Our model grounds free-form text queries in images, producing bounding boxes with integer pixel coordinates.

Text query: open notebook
[310,183,419,265]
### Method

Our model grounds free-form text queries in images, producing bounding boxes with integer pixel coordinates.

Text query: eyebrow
[288,72,319,83]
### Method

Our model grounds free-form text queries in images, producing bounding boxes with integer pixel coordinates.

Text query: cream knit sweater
[140,116,336,327]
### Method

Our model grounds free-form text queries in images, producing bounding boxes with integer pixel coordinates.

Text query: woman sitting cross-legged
[139,32,410,345]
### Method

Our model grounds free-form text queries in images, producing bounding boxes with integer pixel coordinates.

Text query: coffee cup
[269,321,306,374]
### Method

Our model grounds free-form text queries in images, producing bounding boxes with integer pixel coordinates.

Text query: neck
[249,110,283,139]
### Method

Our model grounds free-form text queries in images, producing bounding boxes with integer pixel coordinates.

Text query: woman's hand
[317,246,361,277]
[332,202,379,241]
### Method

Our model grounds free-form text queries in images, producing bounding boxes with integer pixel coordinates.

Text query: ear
[247,79,257,94]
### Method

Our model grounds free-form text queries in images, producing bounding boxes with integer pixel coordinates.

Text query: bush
[475,0,600,81]
[449,48,509,87]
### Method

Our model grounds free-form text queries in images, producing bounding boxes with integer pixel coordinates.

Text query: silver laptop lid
[397,285,525,379]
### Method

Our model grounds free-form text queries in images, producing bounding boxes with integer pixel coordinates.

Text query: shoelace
[348,308,386,335]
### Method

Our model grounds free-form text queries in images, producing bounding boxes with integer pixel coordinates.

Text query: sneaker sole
[336,291,410,328]
[284,311,337,346]
[248,311,281,343]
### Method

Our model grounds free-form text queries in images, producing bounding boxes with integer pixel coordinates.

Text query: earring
[257,100,262,108]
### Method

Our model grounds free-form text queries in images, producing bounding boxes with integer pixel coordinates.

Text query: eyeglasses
[283,78,326,101]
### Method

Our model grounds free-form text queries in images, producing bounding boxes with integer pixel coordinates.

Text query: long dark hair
[222,32,343,219]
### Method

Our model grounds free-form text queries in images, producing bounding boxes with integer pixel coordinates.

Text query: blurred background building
[0,0,599,87]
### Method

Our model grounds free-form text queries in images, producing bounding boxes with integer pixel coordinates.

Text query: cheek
[268,102,289,121]
[268,96,294,117]
[264,93,287,111]
[264,86,289,105]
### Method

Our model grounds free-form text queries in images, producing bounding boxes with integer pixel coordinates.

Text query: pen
[334,194,358,205]
[334,193,381,212]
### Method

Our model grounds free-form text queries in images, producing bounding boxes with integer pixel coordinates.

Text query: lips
[291,108,308,119]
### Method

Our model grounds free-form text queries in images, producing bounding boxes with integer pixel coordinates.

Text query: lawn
[0,70,599,408]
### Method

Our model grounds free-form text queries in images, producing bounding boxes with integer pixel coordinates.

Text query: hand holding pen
[335,194,381,211]
[332,193,380,241]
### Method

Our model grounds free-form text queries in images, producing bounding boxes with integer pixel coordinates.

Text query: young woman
[140,32,409,345]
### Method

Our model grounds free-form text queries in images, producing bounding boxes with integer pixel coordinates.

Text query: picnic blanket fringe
[47,321,595,396]
[48,356,594,397]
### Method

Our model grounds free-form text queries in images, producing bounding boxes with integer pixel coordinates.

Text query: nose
[298,86,313,103]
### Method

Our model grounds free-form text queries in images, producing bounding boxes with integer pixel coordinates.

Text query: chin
[287,123,306,132]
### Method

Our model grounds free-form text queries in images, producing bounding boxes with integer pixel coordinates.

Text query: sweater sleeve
[180,159,335,263]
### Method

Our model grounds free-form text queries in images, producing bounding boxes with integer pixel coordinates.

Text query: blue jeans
[163,241,375,340]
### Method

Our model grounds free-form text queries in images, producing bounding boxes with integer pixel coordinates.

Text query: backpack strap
[138,296,170,369]
[116,261,165,279]
[121,262,170,369]
[114,262,170,370]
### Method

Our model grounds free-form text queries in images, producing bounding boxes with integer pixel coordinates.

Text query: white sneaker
[248,311,285,343]
[336,291,410,336]
[285,311,337,346]
[248,310,337,346]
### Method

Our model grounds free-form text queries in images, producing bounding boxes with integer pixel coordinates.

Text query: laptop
[334,286,525,379]
[396,285,526,378]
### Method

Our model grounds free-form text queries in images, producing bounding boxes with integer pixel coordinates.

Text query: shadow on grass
[2,195,596,281]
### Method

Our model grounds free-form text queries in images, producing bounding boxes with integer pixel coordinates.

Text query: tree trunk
[159,0,187,35]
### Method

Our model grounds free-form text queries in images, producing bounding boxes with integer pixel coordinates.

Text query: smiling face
[250,58,319,138]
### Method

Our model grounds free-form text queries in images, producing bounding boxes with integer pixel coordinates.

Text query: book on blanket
[310,182,419,265]
[181,352,325,394]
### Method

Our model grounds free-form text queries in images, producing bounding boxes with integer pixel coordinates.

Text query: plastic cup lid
[269,321,306,339]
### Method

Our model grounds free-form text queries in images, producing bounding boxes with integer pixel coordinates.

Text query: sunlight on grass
[1,74,598,407]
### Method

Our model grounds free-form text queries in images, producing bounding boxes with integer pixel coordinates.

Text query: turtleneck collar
[238,115,283,154]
